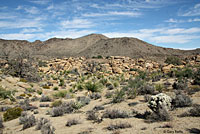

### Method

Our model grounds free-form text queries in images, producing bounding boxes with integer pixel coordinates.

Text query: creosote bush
[165,56,182,65]
[172,92,192,108]
[103,109,129,119]
[106,122,132,131]
[112,89,125,103]
[0,116,3,128]
[66,118,81,127]
[19,112,36,130]
[3,51,41,82]
[85,81,101,92]
[3,107,23,121]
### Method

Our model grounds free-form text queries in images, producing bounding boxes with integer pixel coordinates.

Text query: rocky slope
[0,34,199,60]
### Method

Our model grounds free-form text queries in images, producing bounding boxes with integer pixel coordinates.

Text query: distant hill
[0,34,199,60]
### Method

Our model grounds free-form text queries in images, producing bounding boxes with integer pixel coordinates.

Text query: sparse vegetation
[85,81,101,92]
[3,107,23,121]
[106,122,132,131]
[103,109,129,119]
[66,118,81,127]
[19,112,36,130]
[165,56,182,65]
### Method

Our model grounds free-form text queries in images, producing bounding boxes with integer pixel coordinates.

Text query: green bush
[165,56,182,65]
[53,86,59,91]
[175,68,193,79]
[112,89,125,103]
[85,81,100,92]
[193,68,200,85]
[155,84,164,93]
[53,90,68,98]
[38,60,48,67]
[3,107,23,121]
[42,85,50,89]
[51,100,62,108]
[0,86,16,100]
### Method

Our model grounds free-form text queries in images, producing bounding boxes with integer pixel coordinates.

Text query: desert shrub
[20,78,28,83]
[128,78,144,89]
[76,83,84,91]
[133,107,171,122]
[37,90,42,95]
[146,107,171,122]
[125,87,137,99]
[188,85,200,95]
[89,92,101,100]
[35,117,49,130]
[19,112,36,130]
[87,111,98,121]
[50,101,78,117]
[59,79,65,87]
[113,81,119,88]
[179,104,200,117]
[53,86,58,91]
[66,118,81,127]
[41,123,55,134]
[3,107,23,121]
[77,96,90,106]
[137,71,147,80]
[4,51,41,82]
[40,104,49,107]
[188,104,200,117]
[174,68,193,79]
[19,99,38,111]
[86,110,102,123]
[172,80,188,90]
[105,91,114,99]
[26,88,35,93]
[50,107,64,117]
[42,85,50,89]
[38,60,48,67]
[105,91,113,98]
[154,84,164,93]
[112,89,125,103]
[106,122,132,131]
[193,68,200,85]
[100,78,108,85]
[165,56,182,65]
[53,90,69,98]
[85,81,101,92]
[40,95,51,102]
[138,84,155,95]
[103,109,129,119]
[93,105,104,111]
[0,116,3,128]
[0,106,11,112]
[51,100,62,108]
[172,93,192,108]
[0,86,16,100]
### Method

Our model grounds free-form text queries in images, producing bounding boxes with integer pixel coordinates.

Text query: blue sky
[0,0,200,49]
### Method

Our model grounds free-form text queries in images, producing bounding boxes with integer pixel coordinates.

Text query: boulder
[17,82,32,89]
[112,67,123,74]
[196,55,200,62]
[162,64,174,73]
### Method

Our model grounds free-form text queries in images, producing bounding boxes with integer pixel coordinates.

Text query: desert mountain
[0,34,199,60]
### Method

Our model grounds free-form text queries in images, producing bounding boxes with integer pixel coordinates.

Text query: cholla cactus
[148,93,172,112]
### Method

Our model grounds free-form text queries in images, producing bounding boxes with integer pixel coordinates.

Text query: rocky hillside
[0,34,199,60]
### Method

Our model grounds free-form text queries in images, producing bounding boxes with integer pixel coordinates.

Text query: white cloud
[16,6,39,14]
[60,19,95,29]
[21,28,43,33]
[0,29,96,41]
[165,18,200,23]
[104,27,200,44]
[180,3,200,16]
[150,35,200,44]
[83,11,141,17]
[29,0,51,5]
[0,18,43,29]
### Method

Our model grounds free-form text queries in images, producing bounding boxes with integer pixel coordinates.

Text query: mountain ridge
[0,34,199,60]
